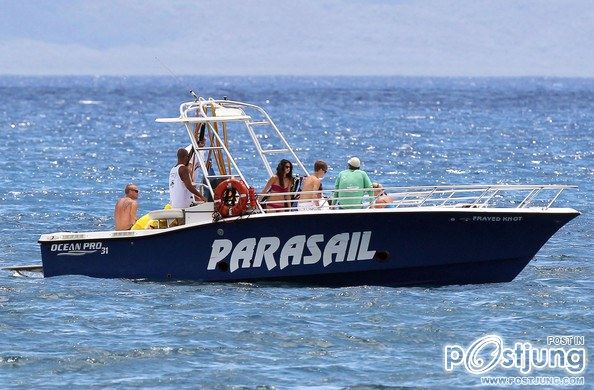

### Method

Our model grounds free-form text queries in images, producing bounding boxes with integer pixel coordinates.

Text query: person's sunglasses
[130,189,139,193]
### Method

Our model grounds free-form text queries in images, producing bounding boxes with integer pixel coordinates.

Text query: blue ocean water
[0,76,592,388]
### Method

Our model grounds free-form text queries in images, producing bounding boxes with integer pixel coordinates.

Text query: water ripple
[0,76,592,388]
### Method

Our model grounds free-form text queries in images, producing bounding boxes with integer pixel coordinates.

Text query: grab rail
[253,184,576,213]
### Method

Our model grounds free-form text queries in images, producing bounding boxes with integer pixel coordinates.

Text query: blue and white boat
[32,97,579,286]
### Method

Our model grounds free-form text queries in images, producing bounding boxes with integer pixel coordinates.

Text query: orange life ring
[214,178,249,217]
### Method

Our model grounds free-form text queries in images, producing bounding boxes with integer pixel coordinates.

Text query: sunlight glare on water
[0,76,592,388]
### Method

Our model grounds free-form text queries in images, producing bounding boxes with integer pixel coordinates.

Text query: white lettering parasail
[207,231,376,272]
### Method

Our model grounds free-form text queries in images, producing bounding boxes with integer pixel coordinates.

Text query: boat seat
[148,209,184,220]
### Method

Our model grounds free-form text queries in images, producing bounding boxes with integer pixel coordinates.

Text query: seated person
[371,182,395,208]
[298,160,327,211]
[261,159,294,212]
[333,157,373,209]
[114,183,139,230]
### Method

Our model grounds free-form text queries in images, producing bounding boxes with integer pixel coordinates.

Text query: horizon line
[1,73,594,79]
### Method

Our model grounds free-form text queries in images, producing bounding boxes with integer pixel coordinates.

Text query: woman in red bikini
[261,159,294,212]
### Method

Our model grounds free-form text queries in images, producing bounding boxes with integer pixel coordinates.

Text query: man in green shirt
[333,157,373,209]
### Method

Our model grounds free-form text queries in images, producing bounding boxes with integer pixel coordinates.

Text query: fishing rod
[153,56,212,178]
[154,55,199,101]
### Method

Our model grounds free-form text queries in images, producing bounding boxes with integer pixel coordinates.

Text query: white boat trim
[38,206,579,243]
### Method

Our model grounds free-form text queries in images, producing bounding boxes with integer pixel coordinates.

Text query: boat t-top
[25,95,579,286]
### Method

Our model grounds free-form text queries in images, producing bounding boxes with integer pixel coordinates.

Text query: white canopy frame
[157,98,309,213]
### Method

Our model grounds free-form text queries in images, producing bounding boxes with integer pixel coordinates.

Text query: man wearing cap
[333,157,373,209]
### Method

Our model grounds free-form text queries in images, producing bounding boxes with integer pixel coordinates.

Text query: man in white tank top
[169,148,206,208]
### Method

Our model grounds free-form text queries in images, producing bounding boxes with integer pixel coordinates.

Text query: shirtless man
[114,183,139,230]
[298,160,327,211]
[170,148,206,208]
[371,182,394,208]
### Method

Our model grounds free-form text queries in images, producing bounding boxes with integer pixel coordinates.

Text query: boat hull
[39,209,579,286]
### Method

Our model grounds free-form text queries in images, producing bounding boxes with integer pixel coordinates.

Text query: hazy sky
[1,0,592,76]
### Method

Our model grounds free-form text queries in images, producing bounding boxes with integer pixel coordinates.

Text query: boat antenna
[154,56,200,101]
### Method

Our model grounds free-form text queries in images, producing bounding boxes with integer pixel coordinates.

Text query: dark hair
[314,160,327,172]
[177,148,188,160]
[276,159,293,188]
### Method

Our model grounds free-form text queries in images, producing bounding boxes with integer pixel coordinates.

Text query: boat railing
[158,101,575,215]
[254,184,576,212]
